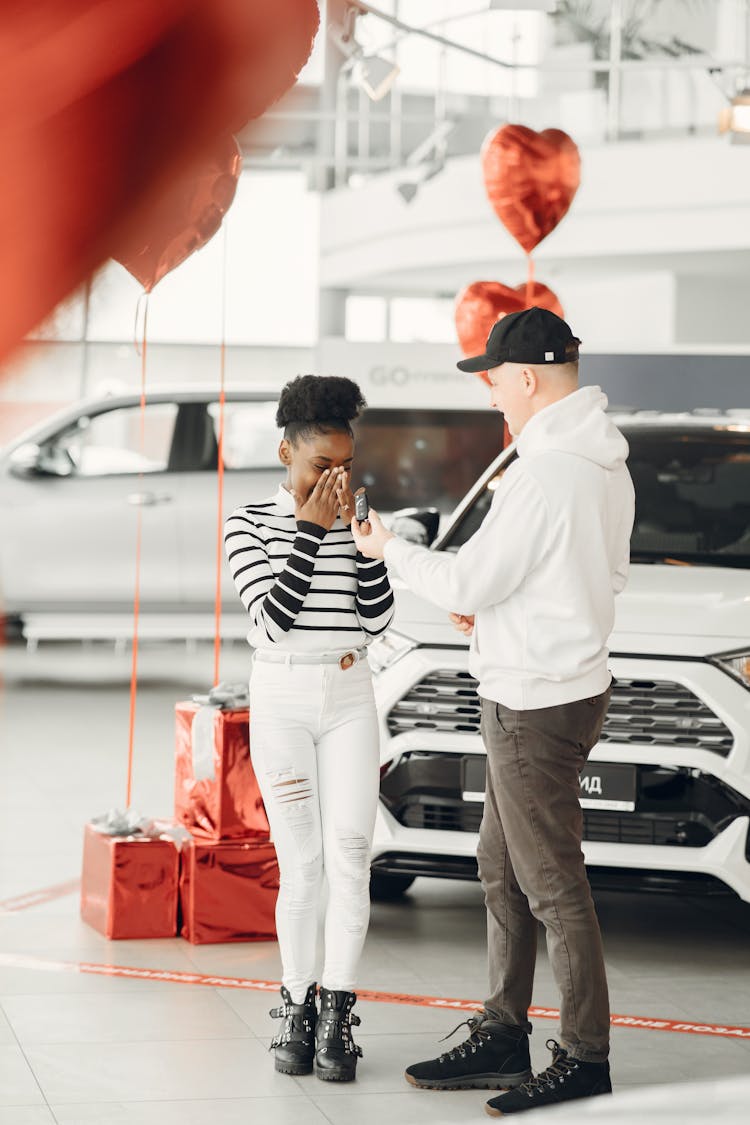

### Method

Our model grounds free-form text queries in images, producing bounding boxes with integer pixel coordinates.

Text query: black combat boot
[485,1039,612,1115]
[269,983,317,1075]
[405,1012,532,1090]
[315,987,363,1082]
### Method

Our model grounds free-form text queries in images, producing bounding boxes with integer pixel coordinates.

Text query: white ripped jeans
[249,656,380,1004]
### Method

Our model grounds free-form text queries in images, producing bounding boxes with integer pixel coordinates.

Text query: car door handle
[127,492,173,507]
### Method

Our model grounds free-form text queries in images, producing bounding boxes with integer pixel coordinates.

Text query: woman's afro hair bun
[276,375,366,430]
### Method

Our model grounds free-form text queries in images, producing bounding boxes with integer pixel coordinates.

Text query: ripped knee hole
[338,833,370,868]
[267,769,313,805]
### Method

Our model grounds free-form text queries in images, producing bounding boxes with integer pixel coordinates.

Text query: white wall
[320,338,750,414]
[320,138,750,279]
[319,136,750,350]
[674,277,750,346]
[315,339,489,409]
[554,272,677,350]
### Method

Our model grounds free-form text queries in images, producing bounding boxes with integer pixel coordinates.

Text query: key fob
[354,490,369,522]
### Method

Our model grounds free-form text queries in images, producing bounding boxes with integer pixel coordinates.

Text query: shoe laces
[438,1014,494,1062]
[520,1040,580,1095]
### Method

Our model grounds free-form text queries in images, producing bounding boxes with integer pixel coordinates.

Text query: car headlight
[367,630,417,674]
[711,649,750,691]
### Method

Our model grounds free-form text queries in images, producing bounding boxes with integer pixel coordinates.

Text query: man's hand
[290,468,343,531]
[352,508,393,560]
[449,612,474,637]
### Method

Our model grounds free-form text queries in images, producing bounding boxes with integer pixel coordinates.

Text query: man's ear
[279,438,292,466]
[521,366,537,397]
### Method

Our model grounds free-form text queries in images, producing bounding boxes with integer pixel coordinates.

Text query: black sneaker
[485,1039,612,1116]
[269,983,317,1075]
[405,1012,532,1091]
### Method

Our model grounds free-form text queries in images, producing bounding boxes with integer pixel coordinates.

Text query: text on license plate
[462,759,637,813]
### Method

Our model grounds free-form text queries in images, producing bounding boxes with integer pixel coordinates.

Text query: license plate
[580,763,636,812]
[462,757,637,812]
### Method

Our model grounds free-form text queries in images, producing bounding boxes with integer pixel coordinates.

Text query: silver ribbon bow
[189,681,250,782]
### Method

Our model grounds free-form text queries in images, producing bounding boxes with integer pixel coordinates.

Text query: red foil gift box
[174,690,270,841]
[80,822,180,940]
[180,838,279,944]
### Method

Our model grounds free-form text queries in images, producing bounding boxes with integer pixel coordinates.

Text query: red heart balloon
[455,280,564,377]
[113,135,242,292]
[481,124,581,254]
[0,0,319,360]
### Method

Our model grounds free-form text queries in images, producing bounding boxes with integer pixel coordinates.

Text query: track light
[351,54,400,101]
[328,12,400,102]
[394,119,455,203]
[396,157,445,204]
[396,181,419,204]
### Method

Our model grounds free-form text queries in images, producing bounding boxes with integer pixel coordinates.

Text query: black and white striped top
[224,483,395,653]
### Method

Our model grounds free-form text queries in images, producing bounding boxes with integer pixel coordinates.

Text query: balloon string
[126,294,149,808]
[525,254,535,308]
[133,291,149,357]
[213,355,226,688]
[213,224,229,688]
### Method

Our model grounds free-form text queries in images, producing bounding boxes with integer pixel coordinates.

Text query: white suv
[369,410,750,905]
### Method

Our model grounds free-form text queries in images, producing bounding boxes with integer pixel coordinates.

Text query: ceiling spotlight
[719,89,750,143]
[396,181,419,204]
[396,156,446,204]
[351,54,400,101]
[394,119,455,203]
[328,13,400,102]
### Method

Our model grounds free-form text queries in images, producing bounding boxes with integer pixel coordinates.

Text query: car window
[55,404,178,477]
[353,409,505,513]
[439,458,516,552]
[627,428,750,568]
[209,401,280,470]
[438,427,750,570]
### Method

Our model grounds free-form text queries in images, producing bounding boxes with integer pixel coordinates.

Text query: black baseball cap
[456,306,582,372]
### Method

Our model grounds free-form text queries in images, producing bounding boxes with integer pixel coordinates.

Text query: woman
[224,374,394,1082]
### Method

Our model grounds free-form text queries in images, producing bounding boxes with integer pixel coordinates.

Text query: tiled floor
[1,640,749,1124]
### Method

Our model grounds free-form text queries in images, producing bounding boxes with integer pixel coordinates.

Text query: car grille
[401,800,483,834]
[582,811,713,846]
[380,754,750,847]
[398,801,713,847]
[386,671,734,756]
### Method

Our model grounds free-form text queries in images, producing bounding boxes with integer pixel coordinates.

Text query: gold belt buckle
[339,651,356,671]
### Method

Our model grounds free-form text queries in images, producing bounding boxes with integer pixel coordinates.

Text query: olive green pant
[477,686,612,1063]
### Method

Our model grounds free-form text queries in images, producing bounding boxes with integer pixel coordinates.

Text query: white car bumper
[371,647,750,904]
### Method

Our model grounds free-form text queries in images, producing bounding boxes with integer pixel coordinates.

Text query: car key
[354,490,370,522]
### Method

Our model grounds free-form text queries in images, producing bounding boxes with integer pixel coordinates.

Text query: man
[352,307,635,1117]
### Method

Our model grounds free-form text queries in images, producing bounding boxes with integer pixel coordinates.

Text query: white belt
[253,646,368,671]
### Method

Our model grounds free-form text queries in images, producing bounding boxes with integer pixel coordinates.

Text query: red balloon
[113,136,242,292]
[455,280,564,384]
[0,0,320,362]
[481,124,581,254]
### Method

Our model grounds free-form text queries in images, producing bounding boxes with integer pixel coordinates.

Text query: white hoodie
[384,386,635,709]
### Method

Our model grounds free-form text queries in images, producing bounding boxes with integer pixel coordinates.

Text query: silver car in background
[0,388,504,641]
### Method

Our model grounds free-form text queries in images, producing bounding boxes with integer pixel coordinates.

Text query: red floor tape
[0,879,80,913]
[0,953,747,1041]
